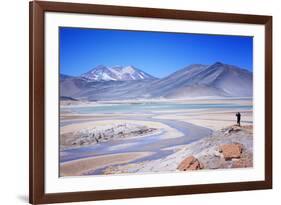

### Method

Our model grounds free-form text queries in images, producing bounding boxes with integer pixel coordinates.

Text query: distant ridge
[60,62,252,100]
[149,62,252,98]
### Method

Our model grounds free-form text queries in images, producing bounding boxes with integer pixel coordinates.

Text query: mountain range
[60,62,253,101]
[80,65,156,81]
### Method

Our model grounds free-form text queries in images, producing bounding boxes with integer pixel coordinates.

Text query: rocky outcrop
[177,125,252,171]
[101,125,253,174]
[68,123,157,147]
[219,143,243,160]
[177,156,203,171]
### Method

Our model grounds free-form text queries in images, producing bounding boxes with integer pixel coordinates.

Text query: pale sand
[61,119,183,139]
[60,152,153,176]
[154,109,252,131]
[60,98,253,175]
[61,109,252,132]
[107,142,140,151]
[61,112,153,119]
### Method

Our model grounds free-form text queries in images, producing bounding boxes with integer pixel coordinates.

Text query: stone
[219,143,243,160]
[201,155,223,169]
[231,152,253,168]
[177,156,203,171]
[231,159,252,168]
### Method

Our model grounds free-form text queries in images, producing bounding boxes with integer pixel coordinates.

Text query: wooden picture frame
[29,1,272,204]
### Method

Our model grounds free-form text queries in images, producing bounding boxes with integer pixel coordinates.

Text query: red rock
[177,156,203,171]
[219,143,243,160]
[232,159,252,168]
[231,152,253,168]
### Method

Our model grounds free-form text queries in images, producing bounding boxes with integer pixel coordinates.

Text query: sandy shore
[61,119,182,139]
[60,119,184,150]
[154,109,252,130]
[60,152,154,176]
[61,108,252,133]
[59,98,253,176]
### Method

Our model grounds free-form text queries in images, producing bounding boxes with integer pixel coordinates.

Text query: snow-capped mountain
[60,62,253,100]
[80,65,156,81]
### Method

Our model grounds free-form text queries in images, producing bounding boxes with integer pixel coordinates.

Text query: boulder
[219,143,243,160]
[177,156,203,171]
[200,155,223,169]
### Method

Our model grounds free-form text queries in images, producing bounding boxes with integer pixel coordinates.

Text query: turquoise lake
[61,102,253,114]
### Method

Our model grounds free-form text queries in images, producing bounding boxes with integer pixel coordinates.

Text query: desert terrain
[60,98,253,176]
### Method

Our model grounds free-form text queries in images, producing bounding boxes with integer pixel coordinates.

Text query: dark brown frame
[29,1,272,204]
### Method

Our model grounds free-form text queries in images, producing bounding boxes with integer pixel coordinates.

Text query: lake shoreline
[59,98,253,176]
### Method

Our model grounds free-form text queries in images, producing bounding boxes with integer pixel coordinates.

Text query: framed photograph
[29,1,272,204]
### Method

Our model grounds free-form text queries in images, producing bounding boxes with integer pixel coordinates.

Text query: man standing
[236,112,241,126]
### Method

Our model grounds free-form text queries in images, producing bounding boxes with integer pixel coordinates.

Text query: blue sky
[60,27,253,78]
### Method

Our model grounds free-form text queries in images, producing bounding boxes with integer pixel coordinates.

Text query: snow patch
[139,73,144,79]
[102,73,116,81]
[122,66,136,74]
[81,65,154,81]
